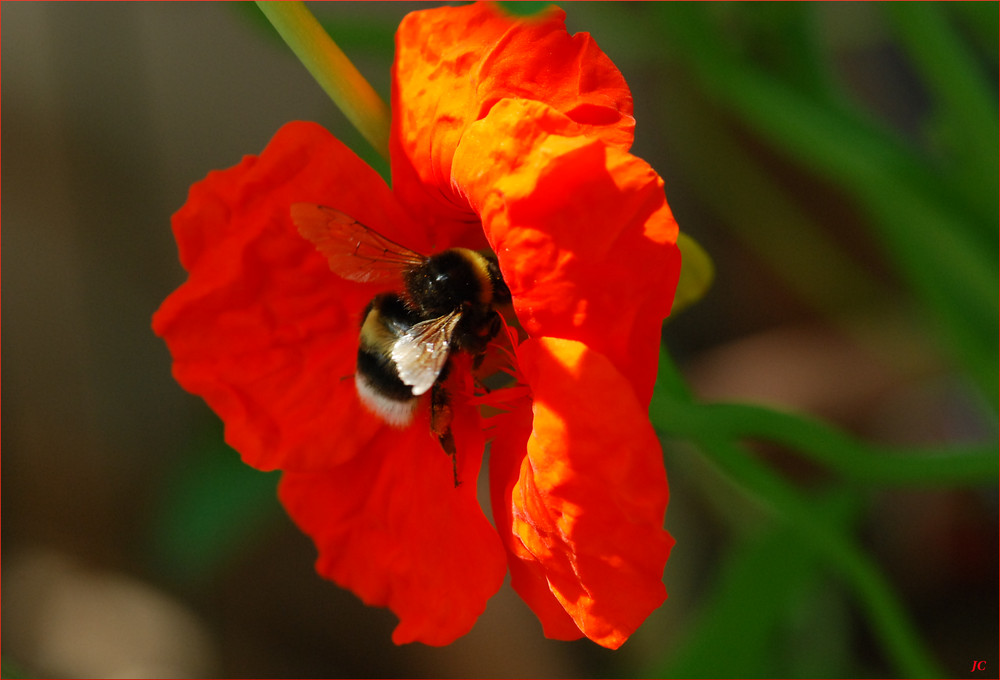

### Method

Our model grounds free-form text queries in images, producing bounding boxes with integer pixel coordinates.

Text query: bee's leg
[430,383,453,437]
[471,351,486,371]
[440,428,458,488]
[431,383,460,487]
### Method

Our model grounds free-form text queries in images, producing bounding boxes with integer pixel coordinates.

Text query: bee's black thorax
[400,248,508,355]
[403,248,493,316]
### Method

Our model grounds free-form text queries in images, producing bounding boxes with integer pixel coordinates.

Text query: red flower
[153,2,680,649]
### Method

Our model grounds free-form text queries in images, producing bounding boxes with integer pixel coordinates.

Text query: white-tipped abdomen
[355,372,418,427]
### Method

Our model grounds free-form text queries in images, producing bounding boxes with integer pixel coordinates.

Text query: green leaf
[671,232,714,316]
[652,399,999,488]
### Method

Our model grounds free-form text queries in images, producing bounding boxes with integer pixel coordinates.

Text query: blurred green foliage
[662,494,859,677]
[150,424,281,586]
[643,2,998,677]
[655,2,998,408]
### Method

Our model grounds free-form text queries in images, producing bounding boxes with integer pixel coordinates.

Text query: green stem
[655,348,997,486]
[256,1,390,161]
[655,399,998,487]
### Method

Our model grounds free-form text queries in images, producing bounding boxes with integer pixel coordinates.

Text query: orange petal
[279,395,506,646]
[489,396,586,642]
[153,121,422,471]
[501,337,674,649]
[452,98,680,405]
[390,2,635,246]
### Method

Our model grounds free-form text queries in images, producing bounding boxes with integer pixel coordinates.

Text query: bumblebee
[291,204,511,480]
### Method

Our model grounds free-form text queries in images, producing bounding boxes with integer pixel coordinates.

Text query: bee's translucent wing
[291,203,426,283]
[392,310,462,396]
